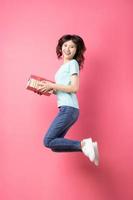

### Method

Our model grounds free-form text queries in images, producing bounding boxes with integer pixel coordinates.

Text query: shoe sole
[93,142,99,166]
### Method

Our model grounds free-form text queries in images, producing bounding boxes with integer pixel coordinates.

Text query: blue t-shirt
[55,59,79,109]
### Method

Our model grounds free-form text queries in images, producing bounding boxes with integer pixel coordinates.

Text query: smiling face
[61,40,77,62]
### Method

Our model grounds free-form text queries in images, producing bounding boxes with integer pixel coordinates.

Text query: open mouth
[63,51,71,55]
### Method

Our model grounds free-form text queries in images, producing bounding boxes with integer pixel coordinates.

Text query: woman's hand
[38,81,54,94]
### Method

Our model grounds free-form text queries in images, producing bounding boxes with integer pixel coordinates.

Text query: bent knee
[43,137,51,148]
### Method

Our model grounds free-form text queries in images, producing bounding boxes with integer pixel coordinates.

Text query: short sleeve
[69,59,79,76]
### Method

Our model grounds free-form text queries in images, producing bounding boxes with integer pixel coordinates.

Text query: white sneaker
[93,142,99,166]
[81,138,95,162]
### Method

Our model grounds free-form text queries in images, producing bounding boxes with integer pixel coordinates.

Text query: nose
[65,46,70,52]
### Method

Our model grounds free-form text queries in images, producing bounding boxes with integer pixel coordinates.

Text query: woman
[38,34,99,166]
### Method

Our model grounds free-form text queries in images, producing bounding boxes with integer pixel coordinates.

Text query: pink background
[1,0,133,200]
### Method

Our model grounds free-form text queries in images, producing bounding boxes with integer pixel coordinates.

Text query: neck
[63,58,73,64]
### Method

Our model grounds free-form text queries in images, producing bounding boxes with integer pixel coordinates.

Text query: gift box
[26,75,54,96]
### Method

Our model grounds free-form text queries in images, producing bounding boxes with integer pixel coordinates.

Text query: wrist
[51,83,56,90]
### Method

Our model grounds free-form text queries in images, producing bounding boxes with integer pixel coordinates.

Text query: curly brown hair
[56,34,86,69]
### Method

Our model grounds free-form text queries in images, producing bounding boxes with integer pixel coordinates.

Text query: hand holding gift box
[26,75,55,96]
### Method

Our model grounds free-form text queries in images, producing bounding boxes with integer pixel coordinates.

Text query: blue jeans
[43,106,81,152]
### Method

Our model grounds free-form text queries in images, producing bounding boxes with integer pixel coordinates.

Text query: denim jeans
[43,106,81,152]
